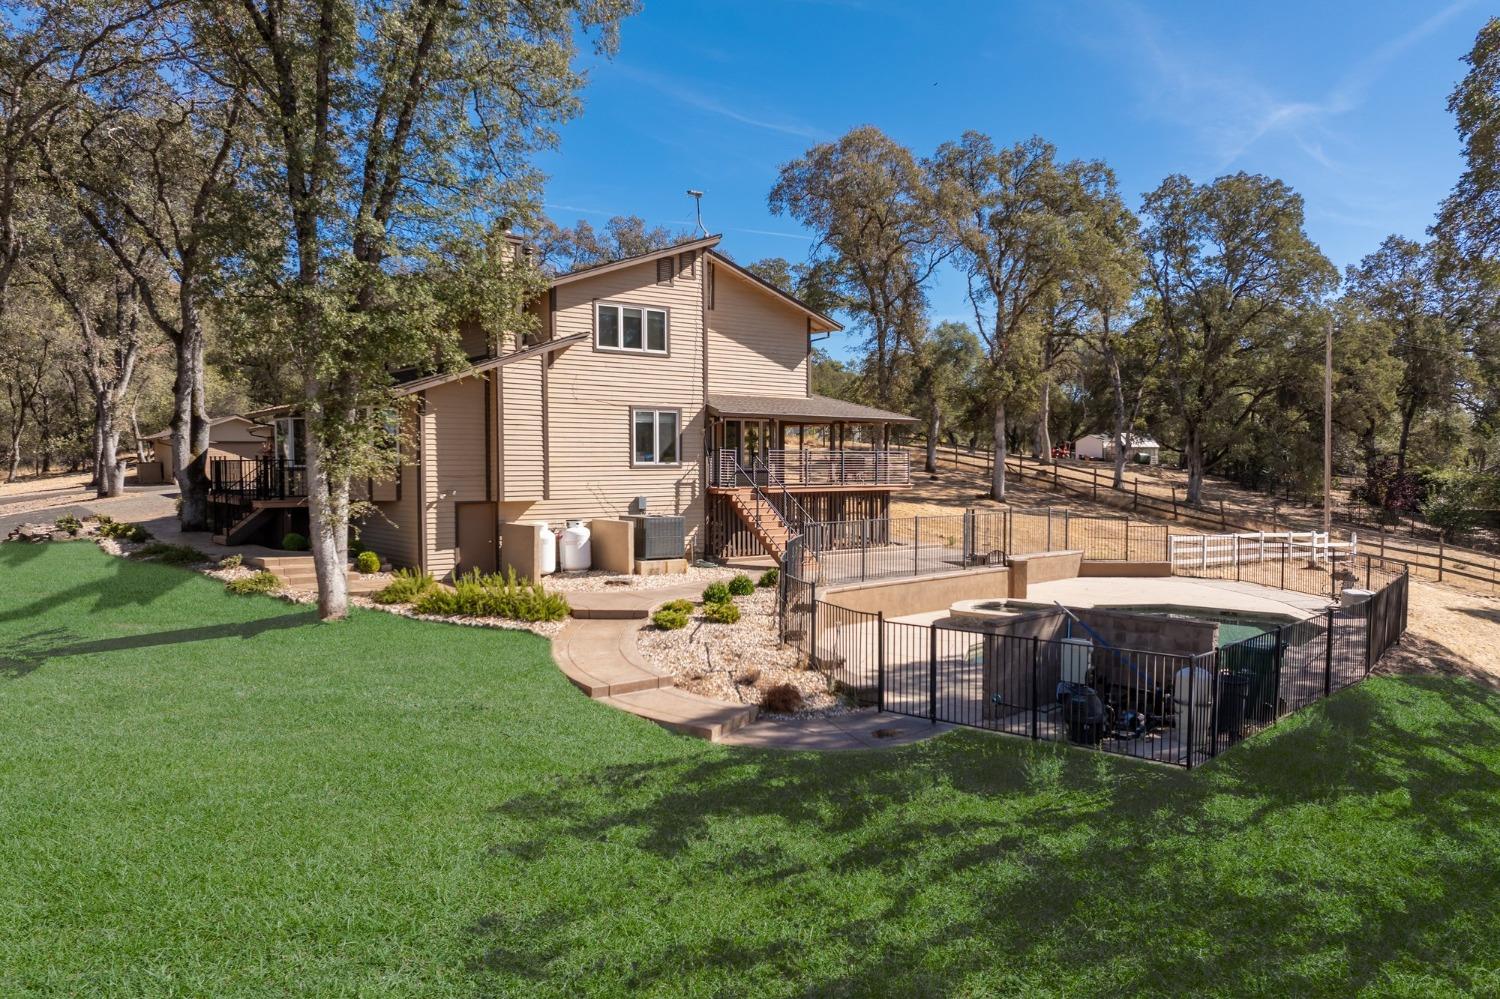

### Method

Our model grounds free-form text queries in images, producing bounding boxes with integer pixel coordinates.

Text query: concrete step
[604,687,759,741]
[551,618,673,698]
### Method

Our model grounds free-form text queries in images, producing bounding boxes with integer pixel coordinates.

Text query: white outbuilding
[1074,432,1160,465]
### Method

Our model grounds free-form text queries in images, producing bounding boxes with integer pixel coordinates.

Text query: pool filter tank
[1173,666,1214,756]
[1057,682,1109,744]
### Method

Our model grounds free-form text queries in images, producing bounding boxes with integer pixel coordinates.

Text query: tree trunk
[306,419,350,621]
[1185,426,1205,506]
[1034,379,1052,461]
[991,400,1007,501]
[925,395,940,474]
[174,328,212,530]
[1395,403,1416,476]
[131,406,145,464]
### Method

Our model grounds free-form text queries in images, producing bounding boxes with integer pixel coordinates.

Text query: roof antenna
[687,189,707,237]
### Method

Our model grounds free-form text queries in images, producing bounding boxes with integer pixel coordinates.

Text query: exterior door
[455,502,498,578]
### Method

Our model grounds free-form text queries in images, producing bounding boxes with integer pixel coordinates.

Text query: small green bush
[411,568,570,622]
[758,567,779,588]
[218,553,243,569]
[372,568,437,605]
[225,571,280,595]
[97,520,151,542]
[54,514,82,536]
[702,600,740,624]
[728,573,755,597]
[651,607,689,630]
[280,532,309,551]
[355,550,381,575]
[702,581,732,605]
[131,543,207,565]
[410,587,460,616]
[659,598,694,615]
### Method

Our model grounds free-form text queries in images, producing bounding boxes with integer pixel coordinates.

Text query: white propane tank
[560,520,592,571]
[1059,637,1092,684]
[537,522,558,576]
[1173,665,1214,756]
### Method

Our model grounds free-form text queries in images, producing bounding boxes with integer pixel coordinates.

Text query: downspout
[416,392,428,574]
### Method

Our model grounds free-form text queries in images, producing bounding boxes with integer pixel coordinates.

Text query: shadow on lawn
[470,676,1500,996]
[0,613,315,678]
[0,541,199,625]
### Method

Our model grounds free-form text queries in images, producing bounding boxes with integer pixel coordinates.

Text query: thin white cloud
[612,63,823,140]
[1108,0,1476,171]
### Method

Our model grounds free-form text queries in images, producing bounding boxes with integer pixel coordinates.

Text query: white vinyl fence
[1168,531,1356,570]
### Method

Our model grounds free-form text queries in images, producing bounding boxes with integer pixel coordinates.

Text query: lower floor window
[633,408,680,465]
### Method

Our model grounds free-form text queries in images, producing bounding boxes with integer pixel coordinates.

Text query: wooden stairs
[721,487,794,561]
[243,555,388,595]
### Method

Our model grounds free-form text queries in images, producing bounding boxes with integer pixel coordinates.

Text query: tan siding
[502,256,706,548]
[357,412,422,570]
[421,377,490,580]
[706,267,809,397]
[500,357,544,499]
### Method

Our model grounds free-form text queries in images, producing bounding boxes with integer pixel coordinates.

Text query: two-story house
[207,234,915,577]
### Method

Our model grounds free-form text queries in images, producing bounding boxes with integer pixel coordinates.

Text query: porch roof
[706,393,918,425]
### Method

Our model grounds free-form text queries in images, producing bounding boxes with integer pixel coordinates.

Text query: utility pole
[1323,313,1333,538]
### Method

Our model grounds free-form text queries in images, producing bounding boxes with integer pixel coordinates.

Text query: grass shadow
[468,675,1500,996]
[0,611,316,678]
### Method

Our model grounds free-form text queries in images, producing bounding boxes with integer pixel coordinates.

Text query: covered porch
[705,393,917,491]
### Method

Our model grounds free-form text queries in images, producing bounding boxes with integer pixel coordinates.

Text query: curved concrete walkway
[550,584,951,750]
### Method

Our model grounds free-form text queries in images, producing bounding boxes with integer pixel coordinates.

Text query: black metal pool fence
[780,527,1410,768]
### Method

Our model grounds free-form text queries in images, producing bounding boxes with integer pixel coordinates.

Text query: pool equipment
[1172,665,1214,757]
[1059,637,1091,684]
[1056,682,1111,744]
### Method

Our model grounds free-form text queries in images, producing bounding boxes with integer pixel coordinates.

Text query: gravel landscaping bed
[637,587,854,717]
[543,563,739,593]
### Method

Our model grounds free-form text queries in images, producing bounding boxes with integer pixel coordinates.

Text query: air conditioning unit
[630,515,685,561]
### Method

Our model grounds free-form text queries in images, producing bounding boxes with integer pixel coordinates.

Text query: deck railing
[209,457,307,503]
[714,448,911,488]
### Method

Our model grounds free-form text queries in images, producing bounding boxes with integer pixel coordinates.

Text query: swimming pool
[1094,605,1303,646]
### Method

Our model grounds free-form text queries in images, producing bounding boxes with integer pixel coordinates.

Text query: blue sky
[536,0,1487,359]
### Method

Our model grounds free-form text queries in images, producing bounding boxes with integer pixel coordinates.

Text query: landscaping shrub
[758,567,779,588]
[218,553,243,569]
[54,514,82,536]
[131,543,207,565]
[410,587,460,616]
[659,598,694,614]
[280,532,309,551]
[97,520,151,542]
[372,568,437,605]
[411,568,570,622]
[702,600,740,624]
[225,571,280,595]
[651,607,689,631]
[761,682,803,713]
[355,550,381,575]
[702,581,731,604]
[728,573,755,596]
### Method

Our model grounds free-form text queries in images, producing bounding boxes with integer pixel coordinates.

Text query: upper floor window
[597,302,668,354]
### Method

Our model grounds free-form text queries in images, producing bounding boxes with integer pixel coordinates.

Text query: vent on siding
[656,258,674,286]
[678,251,695,280]
[707,262,715,309]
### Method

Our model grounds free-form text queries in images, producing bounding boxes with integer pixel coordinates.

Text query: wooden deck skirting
[706,488,891,560]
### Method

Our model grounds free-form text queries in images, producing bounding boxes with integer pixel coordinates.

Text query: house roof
[707,393,918,425]
[142,414,256,441]
[705,250,842,333]
[549,234,724,287]
[392,333,589,396]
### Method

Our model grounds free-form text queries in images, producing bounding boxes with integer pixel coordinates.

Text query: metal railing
[713,448,911,488]
[786,560,1409,769]
[208,457,307,503]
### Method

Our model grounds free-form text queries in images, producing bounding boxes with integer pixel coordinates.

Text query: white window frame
[630,408,681,467]
[596,301,669,355]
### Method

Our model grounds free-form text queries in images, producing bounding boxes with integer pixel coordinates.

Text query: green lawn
[2,542,1498,997]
